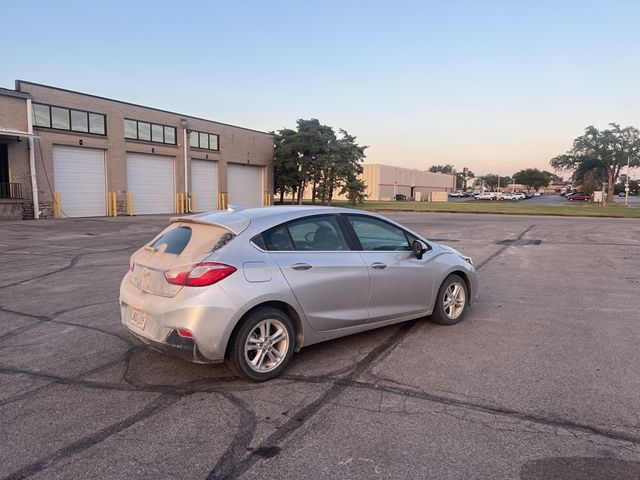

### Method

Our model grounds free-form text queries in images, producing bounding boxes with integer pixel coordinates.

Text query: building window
[89,113,106,135]
[189,130,220,151]
[124,118,176,145]
[32,103,106,135]
[70,110,88,132]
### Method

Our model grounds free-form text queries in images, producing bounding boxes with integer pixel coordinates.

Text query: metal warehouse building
[0,81,273,220]
[361,164,455,200]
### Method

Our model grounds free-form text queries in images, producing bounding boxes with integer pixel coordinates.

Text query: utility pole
[625,155,630,207]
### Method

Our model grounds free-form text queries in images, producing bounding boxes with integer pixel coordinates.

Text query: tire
[430,274,469,326]
[226,307,295,382]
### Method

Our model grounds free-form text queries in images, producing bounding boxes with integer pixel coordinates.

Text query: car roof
[172,205,378,235]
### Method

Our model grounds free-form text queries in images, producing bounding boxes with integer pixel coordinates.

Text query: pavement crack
[476,224,535,270]
[206,321,417,480]
[2,394,181,480]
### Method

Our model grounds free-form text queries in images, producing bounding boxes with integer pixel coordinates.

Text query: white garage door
[53,145,106,218]
[191,160,218,212]
[227,163,263,208]
[126,153,174,214]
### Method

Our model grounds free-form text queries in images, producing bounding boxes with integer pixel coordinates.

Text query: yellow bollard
[53,192,62,219]
[107,192,117,217]
[191,193,197,213]
[127,192,133,216]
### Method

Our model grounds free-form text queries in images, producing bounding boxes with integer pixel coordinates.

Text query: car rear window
[147,222,235,257]
[150,226,192,255]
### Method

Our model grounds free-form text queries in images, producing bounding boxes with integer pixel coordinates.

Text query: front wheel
[430,274,469,326]
[226,307,295,381]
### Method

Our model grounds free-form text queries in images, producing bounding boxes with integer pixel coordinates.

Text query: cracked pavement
[1,212,640,479]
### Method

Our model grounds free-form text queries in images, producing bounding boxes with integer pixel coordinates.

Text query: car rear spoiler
[170,212,251,235]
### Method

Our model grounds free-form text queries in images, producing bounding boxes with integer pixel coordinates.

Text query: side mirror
[412,240,427,260]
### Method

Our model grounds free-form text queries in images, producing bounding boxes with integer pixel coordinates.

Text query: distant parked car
[448,191,466,198]
[534,192,542,197]
[511,192,526,200]
[618,191,637,197]
[499,192,514,200]
[567,193,591,201]
[474,192,496,200]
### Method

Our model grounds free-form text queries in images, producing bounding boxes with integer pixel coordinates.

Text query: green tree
[317,129,368,205]
[295,119,336,204]
[550,123,640,200]
[272,128,301,203]
[272,119,367,205]
[428,164,456,174]
[512,168,554,191]
[478,174,511,190]
[581,170,599,195]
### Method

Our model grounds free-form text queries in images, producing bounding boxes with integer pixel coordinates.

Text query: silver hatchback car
[120,206,478,381]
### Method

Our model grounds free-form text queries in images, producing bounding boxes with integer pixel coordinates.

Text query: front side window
[347,215,410,251]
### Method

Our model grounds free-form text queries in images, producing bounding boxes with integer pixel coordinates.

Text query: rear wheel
[226,307,295,381]
[430,274,468,326]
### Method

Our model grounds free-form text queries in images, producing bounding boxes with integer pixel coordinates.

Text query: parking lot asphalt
[1,212,640,479]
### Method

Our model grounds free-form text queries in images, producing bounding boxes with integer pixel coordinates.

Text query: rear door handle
[291,263,313,271]
[371,262,387,270]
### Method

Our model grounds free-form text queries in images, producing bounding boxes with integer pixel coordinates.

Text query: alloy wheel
[443,282,466,320]
[244,319,290,373]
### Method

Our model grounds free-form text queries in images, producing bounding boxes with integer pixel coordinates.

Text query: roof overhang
[0,128,36,138]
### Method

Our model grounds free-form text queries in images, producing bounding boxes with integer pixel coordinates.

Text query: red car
[567,192,591,201]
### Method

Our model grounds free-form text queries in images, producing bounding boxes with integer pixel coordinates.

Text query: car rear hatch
[129,221,237,298]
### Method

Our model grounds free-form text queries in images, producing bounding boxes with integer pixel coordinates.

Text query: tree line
[272,119,367,205]
[550,123,640,198]
[428,164,561,191]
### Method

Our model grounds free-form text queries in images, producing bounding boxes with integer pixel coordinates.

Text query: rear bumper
[125,327,219,364]
[119,272,240,362]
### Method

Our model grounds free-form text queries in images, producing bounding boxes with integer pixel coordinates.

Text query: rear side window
[262,225,295,251]
[257,215,348,251]
[150,226,192,254]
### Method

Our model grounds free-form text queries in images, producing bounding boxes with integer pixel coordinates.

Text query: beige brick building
[0,81,273,220]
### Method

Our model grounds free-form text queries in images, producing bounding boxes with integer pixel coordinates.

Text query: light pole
[625,155,630,207]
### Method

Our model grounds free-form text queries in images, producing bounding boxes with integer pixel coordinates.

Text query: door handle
[371,262,387,270]
[291,263,313,271]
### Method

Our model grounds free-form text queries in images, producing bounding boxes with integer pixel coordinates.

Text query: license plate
[128,308,148,330]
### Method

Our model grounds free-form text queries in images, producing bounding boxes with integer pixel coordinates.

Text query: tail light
[164,262,237,287]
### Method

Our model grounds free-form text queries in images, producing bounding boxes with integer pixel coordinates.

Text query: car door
[345,214,435,323]
[264,215,370,331]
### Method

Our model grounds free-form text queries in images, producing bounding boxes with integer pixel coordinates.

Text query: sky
[3,0,640,177]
